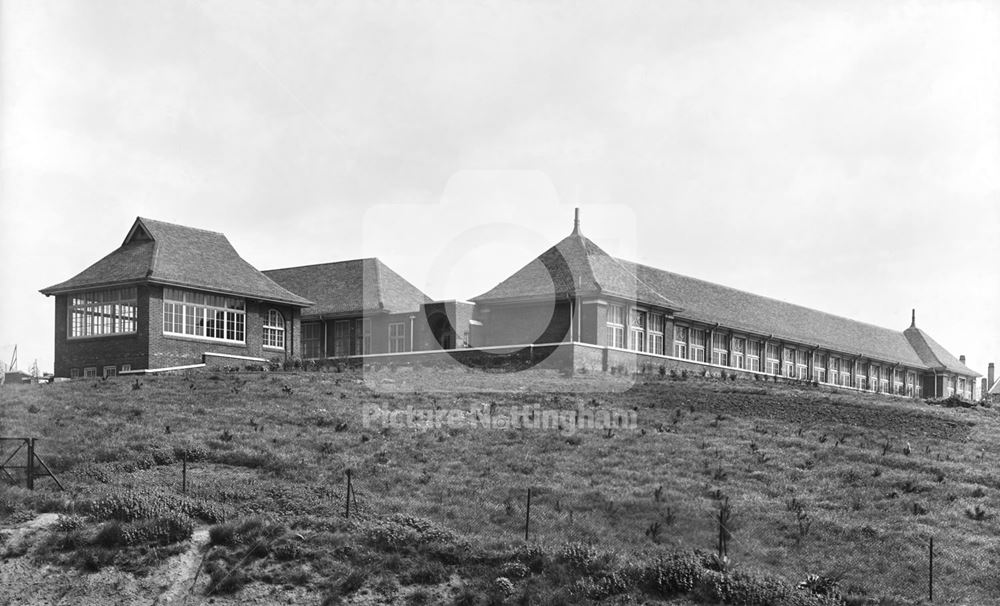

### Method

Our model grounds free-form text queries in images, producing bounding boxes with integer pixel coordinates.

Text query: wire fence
[341,469,994,604]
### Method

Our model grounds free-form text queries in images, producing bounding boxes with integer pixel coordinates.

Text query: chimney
[984,378,989,397]
[990,362,995,389]
[910,309,916,328]
[572,207,581,235]
[960,355,966,366]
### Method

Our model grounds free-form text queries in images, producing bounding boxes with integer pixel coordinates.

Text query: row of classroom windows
[605,304,942,397]
[302,319,408,358]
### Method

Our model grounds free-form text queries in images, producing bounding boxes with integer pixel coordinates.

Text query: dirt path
[151,527,210,606]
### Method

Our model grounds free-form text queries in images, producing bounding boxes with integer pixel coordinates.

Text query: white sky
[1,0,998,378]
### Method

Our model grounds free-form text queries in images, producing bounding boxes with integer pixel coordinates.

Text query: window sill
[263,346,285,352]
[163,333,247,347]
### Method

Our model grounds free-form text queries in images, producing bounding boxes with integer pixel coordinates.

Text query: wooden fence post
[345,469,352,519]
[26,439,35,490]
[524,488,531,541]
[928,536,934,602]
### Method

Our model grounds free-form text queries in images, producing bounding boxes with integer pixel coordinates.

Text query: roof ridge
[575,234,601,285]
[263,258,374,272]
[138,216,226,236]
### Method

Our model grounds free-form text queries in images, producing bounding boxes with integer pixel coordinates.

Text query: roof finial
[911,308,916,328]
[572,207,581,235]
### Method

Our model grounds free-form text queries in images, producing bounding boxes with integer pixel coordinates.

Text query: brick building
[263,259,475,358]
[40,217,311,377]
[471,211,981,399]
[43,213,982,400]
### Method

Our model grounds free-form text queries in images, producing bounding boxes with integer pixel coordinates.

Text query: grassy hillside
[1,368,998,605]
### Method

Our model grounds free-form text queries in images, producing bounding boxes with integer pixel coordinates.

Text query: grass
[0,367,998,604]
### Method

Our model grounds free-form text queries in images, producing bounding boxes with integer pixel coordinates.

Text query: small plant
[971,486,986,498]
[966,504,989,521]
[911,502,928,516]
[645,521,663,543]
[654,485,664,502]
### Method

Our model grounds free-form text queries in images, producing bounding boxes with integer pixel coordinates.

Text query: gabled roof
[990,378,1000,396]
[41,217,312,307]
[263,258,430,318]
[472,225,678,309]
[904,325,981,377]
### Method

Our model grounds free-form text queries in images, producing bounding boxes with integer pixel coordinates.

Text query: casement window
[629,309,647,353]
[765,343,780,374]
[388,322,406,353]
[783,347,796,378]
[84,367,97,378]
[103,366,117,379]
[334,320,351,357]
[689,329,706,362]
[263,309,285,349]
[648,314,665,355]
[356,318,371,355]
[711,332,728,366]
[302,323,323,359]
[906,371,917,397]
[813,352,826,383]
[69,287,138,338]
[856,361,866,390]
[830,357,840,385]
[121,364,131,373]
[795,350,808,380]
[606,304,625,349]
[673,325,688,358]
[894,369,904,395]
[746,340,760,372]
[70,368,80,379]
[731,337,746,369]
[163,288,245,343]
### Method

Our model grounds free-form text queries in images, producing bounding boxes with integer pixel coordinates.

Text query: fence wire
[334,469,996,604]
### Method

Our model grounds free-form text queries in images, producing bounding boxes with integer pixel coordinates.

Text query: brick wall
[476,300,573,346]
[147,286,297,369]
[52,289,150,377]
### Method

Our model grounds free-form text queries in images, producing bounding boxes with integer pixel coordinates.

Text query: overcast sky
[1,0,998,378]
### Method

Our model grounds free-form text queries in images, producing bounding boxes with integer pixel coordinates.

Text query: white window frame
[263,309,286,350]
[103,366,117,378]
[689,328,706,362]
[629,308,647,353]
[121,364,131,373]
[731,336,745,369]
[68,287,138,339]
[163,288,246,345]
[747,340,761,372]
[648,314,664,355]
[673,325,688,358]
[84,367,97,378]
[711,332,728,366]
[765,343,780,374]
[606,304,625,349]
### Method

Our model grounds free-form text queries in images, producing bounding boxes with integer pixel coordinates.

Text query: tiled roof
[263,258,430,318]
[904,326,981,377]
[472,228,677,308]
[632,262,930,368]
[40,217,312,306]
[474,223,978,375]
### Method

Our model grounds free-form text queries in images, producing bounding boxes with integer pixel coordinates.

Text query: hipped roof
[40,217,312,307]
